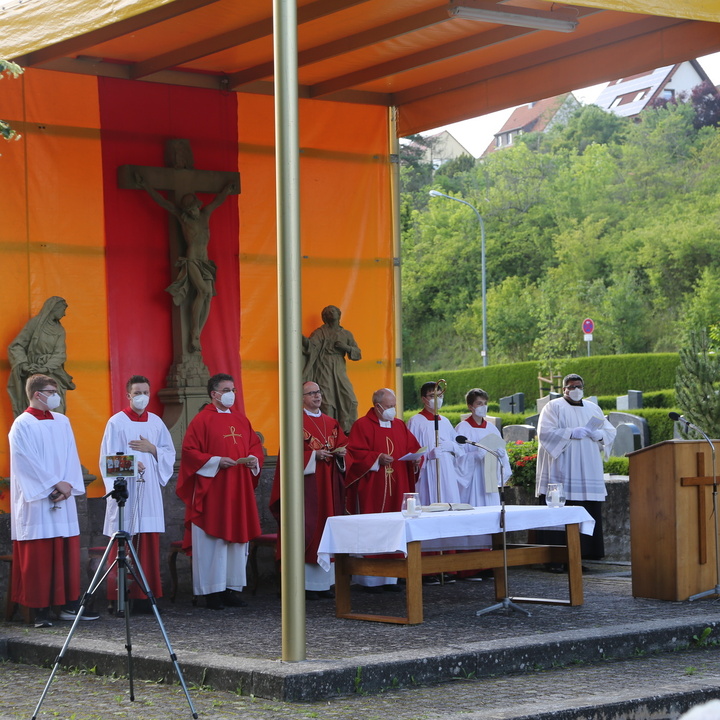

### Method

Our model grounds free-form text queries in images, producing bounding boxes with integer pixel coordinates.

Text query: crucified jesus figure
[135,174,237,353]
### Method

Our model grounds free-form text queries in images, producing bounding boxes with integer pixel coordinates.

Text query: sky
[421,52,720,158]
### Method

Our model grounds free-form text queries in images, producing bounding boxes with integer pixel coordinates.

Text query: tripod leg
[31,537,119,720]
[124,539,199,719]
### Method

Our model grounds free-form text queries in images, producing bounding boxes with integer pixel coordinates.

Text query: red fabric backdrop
[98,78,241,414]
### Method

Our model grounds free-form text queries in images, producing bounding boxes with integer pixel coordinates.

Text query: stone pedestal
[158,385,208,457]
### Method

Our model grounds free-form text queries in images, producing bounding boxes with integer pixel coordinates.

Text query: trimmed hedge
[403,353,680,410]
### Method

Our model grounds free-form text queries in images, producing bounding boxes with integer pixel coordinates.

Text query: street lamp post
[429,190,488,367]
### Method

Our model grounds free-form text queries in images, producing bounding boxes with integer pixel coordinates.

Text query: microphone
[456,435,483,448]
[668,412,698,433]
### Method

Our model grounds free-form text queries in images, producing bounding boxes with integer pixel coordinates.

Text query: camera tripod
[31,476,198,720]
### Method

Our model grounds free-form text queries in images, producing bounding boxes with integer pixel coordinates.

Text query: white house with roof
[595,60,714,117]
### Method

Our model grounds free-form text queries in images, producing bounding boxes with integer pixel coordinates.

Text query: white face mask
[131,394,150,411]
[219,391,235,408]
[568,388,584,402]
[472,405,487,418]
[426,396,443,410]
[42,392,61,411]
[380,406,396,421]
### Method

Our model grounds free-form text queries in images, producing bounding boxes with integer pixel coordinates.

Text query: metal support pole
[273,0,306,661]
[388,107,404,405]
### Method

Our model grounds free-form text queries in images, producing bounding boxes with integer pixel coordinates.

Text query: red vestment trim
[25,407,53,420]
[122,407,149,422]
[467,416,487,429]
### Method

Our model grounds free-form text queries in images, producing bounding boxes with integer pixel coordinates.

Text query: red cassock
[270,412,348,563]
[176,405,263,551]
[345,408,420,514]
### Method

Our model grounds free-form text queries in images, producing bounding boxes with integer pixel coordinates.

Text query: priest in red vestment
[176,373,263,610]
[345,387,420,591]
[269,381,348,600]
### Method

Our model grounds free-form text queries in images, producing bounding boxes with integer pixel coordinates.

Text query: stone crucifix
[118,139,240,387]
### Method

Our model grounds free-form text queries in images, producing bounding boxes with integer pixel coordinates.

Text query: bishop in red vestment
[269,381,347,599]
[176,374,263,609]
[345,388,420,591]
[346,388,420,515]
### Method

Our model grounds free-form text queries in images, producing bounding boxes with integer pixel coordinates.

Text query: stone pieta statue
[302,305,361,433]
[7,296,76,416]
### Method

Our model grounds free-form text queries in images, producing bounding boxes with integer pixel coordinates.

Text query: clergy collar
[563,396,584,407]
[214,406,232,413]
[304,408,322,417]
[25,407,54,420]
[123,407,149,422]
[379,419,392,428]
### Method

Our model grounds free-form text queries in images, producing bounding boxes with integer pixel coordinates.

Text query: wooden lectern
[629,439,720,601]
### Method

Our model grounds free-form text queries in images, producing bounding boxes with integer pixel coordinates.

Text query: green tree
[675,330,720,438]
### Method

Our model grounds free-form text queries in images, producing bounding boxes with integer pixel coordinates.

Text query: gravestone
[499,392,525,414]
[613,422,642,456]
[524,413,539,429]
[608,411,650,448]
[487,415,503,435]
[536,393,560,413]
[616,390,643,411]
[503,424,536,443]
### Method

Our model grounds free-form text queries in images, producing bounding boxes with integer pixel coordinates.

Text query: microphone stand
[681,420,720,602]
[474,446,531,618]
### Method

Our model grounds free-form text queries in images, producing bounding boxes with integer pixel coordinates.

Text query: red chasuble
[176,405,263,549]
[270,412,348,562]
[345,408,420,514]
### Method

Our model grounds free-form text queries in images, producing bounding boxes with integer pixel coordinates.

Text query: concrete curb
[3,615,719,701]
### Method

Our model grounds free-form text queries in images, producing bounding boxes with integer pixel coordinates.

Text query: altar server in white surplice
[407,382,465,505]
[455,388,511,507]
[100,375,175,611]
[535,373,615,560]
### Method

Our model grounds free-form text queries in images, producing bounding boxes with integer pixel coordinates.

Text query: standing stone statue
[302,305,361,433]
[7,296,75,416]
[136,174,237,354]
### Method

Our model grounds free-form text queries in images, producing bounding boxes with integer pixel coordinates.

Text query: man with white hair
[345,388,420,592]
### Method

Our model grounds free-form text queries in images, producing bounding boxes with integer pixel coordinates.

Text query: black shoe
[383,583,402,592]
[34,608,52,628]
[224,590,247,608]
[423,575,441,586]
[317,590,335,599]
[305,590,319,601]
[546,563,567,574]
[58,607,100,621]
[205,592,225,610]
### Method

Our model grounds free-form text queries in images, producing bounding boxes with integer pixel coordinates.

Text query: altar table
[317,505,595,625]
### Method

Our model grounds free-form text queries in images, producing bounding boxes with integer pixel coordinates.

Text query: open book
[421,502,474,512]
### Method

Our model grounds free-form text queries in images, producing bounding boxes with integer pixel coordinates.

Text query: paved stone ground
[2,644,720,720]
[3,562,720,719]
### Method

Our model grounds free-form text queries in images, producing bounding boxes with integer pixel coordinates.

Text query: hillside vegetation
[401,91,720,372]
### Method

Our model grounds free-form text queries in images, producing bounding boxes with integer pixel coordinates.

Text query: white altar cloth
[317,505,594,571]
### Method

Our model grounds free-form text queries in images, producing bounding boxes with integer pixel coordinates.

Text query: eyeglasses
[41,388,58,395]
[303,390,322,397]
[565,384,583,390]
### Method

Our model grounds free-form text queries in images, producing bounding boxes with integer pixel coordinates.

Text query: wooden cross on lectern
[118,139,240,368]
[681,451,718,565]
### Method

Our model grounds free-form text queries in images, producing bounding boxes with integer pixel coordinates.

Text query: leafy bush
[403,353,680,410]
[604,456,629,475]
[506,439,538,490]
